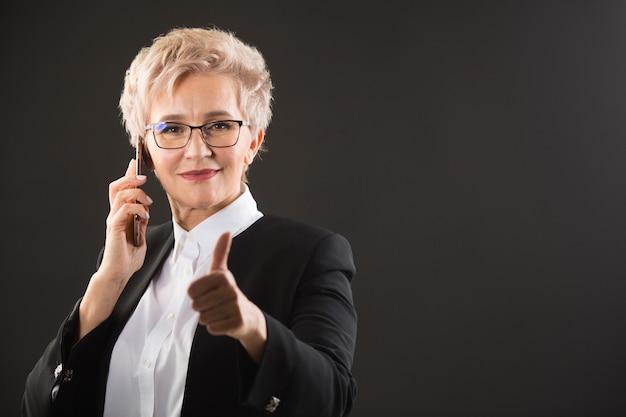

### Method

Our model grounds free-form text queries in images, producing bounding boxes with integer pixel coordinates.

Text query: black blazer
[22,214,357,417]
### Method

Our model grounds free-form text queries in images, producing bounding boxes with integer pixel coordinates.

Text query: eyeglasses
[145,120,249,149]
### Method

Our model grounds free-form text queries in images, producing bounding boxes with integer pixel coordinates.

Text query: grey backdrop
[3,1,626,416]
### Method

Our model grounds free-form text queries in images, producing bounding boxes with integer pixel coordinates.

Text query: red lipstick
[180,169,218,181]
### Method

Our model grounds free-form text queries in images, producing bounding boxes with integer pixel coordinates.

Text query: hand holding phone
[133,138,143,246]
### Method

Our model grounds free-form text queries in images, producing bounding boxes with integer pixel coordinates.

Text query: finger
[112,188,152,206]
[125,158,136,176]
[126,159,149,204]
[127,158,148,183]
[107,191,152,224]
[188,272,224,299]
[107,201,150,229]
[210,232,232,272]
[109,168,148,205]
[201,311,241,334]
[189,275,234,307]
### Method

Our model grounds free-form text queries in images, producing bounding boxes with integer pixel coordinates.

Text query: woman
[22,27,357,417]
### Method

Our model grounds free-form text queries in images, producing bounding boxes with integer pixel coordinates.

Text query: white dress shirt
[104,185,262,417]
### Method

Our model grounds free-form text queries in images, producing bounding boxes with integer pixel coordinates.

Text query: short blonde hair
[119,27,273,151]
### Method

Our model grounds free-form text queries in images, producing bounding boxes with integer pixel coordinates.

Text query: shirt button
[145,359,152,368]
[167,313,174,320]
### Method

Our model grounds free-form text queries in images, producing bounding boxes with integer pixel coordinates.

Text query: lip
[179,169,219,182]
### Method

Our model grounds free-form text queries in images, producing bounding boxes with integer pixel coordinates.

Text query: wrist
[239,309,268,363]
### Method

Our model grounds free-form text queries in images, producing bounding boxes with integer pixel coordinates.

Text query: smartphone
[133,137,143,246]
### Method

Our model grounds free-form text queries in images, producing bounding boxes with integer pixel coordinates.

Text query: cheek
[150,153,179,182]
[150,147,177,167]
[221,149,248,168]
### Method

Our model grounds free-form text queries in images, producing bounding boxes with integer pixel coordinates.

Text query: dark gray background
[3,1,626,416]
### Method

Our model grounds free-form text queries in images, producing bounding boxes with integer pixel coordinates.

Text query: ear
[244,129,265,165]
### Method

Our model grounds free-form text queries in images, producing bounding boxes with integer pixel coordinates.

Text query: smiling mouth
[180,169,219,181]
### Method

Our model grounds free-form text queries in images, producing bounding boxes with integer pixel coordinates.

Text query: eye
[205,120,236,132]
[158,122,186,135]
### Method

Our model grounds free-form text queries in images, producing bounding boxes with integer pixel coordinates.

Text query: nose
[185,128,213,156]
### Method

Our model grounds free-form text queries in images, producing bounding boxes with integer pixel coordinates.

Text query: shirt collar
[172,184,262,261]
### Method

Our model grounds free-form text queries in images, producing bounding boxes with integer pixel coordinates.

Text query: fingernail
[146,195,153,204]
[137,175,147,180]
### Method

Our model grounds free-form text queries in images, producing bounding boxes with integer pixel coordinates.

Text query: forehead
[149,73,240,120]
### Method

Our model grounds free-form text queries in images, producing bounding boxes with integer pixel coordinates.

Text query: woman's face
[146,73,263,229]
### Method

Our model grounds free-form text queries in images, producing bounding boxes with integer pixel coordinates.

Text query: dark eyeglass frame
[145,120,250,149]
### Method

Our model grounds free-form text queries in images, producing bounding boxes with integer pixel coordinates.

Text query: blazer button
[54,363,62,379]
[264,396,281,413]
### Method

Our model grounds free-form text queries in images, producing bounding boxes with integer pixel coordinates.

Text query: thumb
[210,232,232,272]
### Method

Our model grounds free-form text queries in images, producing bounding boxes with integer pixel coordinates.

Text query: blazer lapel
[93,222,174,416]
[110,221,174,329]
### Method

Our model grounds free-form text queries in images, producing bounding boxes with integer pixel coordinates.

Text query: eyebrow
[156,111,236,122]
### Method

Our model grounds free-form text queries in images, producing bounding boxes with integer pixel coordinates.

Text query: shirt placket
[138,234,199,417]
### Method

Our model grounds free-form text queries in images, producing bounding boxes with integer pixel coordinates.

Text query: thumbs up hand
[188,232,267,362]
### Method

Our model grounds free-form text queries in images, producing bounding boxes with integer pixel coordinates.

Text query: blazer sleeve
[22,222,173,417]
[21,303,72,417]
[240,231,358,417]
[21,299,114,417]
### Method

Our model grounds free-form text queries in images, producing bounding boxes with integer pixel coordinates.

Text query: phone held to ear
[133,137,143,246]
